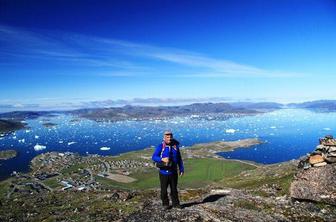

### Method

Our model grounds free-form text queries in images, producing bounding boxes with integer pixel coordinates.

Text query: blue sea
[0,108,335,180]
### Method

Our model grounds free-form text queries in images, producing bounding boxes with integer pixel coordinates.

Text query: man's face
[164,134,173,144]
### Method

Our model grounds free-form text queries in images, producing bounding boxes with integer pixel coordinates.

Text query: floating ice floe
[67,142,77,146]
[323,128,331,131]
[35,135,39,139]
[18,139,25,143]
[225,129,236,134]
[100,146,110,151]
[59,140,64,144]
[270,126,277,129]
[25,130,31,133]
[34,144,46,151]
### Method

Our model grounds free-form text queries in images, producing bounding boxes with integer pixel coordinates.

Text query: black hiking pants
[159,172,180,206]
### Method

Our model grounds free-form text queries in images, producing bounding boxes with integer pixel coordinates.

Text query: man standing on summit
[152,130,184,209]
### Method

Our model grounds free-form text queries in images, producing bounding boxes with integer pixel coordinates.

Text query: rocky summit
[290,135,336,206]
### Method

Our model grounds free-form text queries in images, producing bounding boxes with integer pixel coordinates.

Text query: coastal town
[8,150,155,195]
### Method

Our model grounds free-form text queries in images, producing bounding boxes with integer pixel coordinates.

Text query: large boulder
[290,164,336,205]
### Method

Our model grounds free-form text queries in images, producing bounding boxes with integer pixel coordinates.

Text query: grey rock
[327,152,336,157]
[290,164,336,205]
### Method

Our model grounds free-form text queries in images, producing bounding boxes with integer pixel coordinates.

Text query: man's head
[163,130,173,144]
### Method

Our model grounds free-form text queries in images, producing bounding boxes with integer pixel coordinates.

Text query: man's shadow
[181,194,227,208]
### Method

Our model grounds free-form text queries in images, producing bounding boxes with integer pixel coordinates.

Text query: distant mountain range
[1,100,336,122]
[0,111,55,120]
[229,102,284,110]
[69,102,262,121]
[287,100,336,111]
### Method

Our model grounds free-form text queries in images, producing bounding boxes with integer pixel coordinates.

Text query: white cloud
[0,25,307,78]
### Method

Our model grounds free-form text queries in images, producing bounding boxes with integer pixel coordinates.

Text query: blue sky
[1,0,336,111]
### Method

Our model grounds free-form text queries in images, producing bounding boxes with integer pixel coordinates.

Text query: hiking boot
[172,204,182,209]
[162,205,170,210]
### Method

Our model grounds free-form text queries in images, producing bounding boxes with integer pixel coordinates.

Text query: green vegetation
[180,158,256,188]
[0,190,139,221]
[233,199,259,210]
[95,158,256,190]
[61,163,89,175]
[220,163,296,196]
[0,178,12,198]
[43,177,61,189]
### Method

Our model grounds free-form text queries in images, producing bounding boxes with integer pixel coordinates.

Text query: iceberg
[34,144,46,151]
[225,129,236,134]
[100,146,110,151]
[67,142,77,146]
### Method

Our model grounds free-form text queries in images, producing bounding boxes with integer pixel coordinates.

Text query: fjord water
[0,109,335,180]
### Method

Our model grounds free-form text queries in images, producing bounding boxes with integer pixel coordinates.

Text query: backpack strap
[160,142,171,158]
[160,142,165,158]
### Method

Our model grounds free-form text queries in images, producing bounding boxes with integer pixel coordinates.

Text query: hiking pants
[159,172,180,206]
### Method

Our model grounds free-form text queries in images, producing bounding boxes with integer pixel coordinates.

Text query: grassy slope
[219,161,296,196]
[95,158,257,190]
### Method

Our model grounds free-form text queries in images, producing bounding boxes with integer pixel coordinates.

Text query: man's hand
[161,157,169,163]
[179,171,184,176]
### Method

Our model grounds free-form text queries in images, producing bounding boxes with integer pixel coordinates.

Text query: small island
[0,150,17,160]
[42,122,57,128]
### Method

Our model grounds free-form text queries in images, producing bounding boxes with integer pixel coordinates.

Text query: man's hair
[164,130,173,136]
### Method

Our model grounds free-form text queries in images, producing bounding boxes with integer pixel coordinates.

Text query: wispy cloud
[0,96,270,113]
[0,25,306,78]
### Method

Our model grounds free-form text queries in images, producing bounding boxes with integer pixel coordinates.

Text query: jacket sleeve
[152,144,162,163]
[177,147,184,173]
